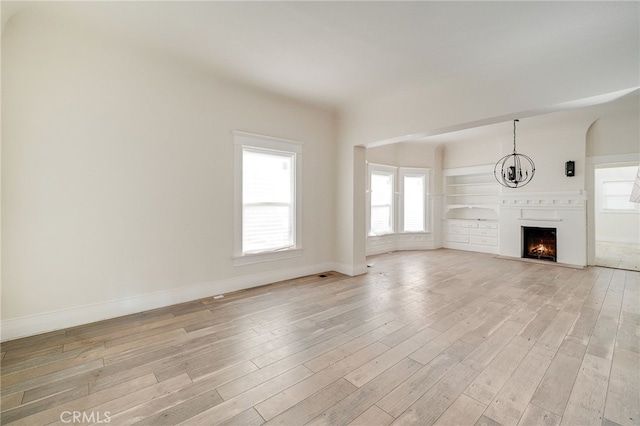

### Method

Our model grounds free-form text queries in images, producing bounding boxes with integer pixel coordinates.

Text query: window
[370,171,395,235]
[597,165,640,213]
[233,132,302,265]
[602,180,638,211]
[368,164,396,236]
[367,163,429,236]
[400,169,428,232]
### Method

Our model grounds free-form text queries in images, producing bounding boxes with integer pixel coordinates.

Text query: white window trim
[233,131,303,266]
[367,163,398,237]
[399,167,430,233]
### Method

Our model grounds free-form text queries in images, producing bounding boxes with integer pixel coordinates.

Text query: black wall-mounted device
[565,161,575,177]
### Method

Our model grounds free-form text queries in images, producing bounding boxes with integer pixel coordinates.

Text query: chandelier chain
[513,119,519,154]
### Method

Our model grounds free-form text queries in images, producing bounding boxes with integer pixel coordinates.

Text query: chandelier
[494,119,535,188]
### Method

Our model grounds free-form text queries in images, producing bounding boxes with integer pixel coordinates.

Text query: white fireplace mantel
[498,191,587,267]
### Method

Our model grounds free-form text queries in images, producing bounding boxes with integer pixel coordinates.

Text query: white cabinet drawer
[459,222,479,228]
[470,228,498,237]
[470,236,498,246]
[447,227,470,235]
[478,222,499,229]
[446,234,470,243]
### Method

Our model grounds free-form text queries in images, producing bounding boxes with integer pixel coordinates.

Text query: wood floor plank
[482,345,556,426]
[566,307,600,346]
[106,369,238,425]
[517,403,561,426]
[263,379,357,426]
[535,310,578,352]
[391,362,480,426]
[530,340,586,416]
[0,384,88,424]
[303,320,404,373]
[604,347,640,426]
[432,393,486,426]
[176,365,313,425]
[474,414,502,426]
[255,342,389,421]
[377,340,473,418]
[0,359,104,397]
[615,311,640,353]
[347,405,394,426]
[517,305,560,343]
[217,332,354,400]
[409,312,484,365]
[586,315,619,361]
[0,251,637,426]
[307,357,422,426]
[561,353,611,426]
[621,274,640,315]
[50,374,193,426]
[7,373,158,426]
[461,320,523,372]
[131,387,224,426]
[463,335,533,406]
[0,391,23,412]
[344,327,440,387]
[216,408,266,426]
[377,308,453,348]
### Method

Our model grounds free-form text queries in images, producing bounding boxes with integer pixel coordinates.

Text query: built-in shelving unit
[443,164,500,254]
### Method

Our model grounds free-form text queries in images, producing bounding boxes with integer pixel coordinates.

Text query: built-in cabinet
[443,165,500,254]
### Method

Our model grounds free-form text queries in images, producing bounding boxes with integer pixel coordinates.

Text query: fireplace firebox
[522,226,557,262]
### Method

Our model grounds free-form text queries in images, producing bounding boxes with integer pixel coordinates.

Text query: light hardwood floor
[1,249,639,426]
[596,241,640,272]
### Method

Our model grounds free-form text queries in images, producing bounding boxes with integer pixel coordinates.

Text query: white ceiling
[3,1,638,112]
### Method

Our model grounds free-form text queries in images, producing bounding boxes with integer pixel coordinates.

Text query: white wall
[587,91,640,157]
[2,12,337,339]
[443,139,501,170]
[442,107,599,192]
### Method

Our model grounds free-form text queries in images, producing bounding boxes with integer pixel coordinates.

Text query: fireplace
[522,226,557,262]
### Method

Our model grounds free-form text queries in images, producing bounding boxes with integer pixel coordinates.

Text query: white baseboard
[366,233,436,256]
[333,262,368,276]
[1,262,340,342]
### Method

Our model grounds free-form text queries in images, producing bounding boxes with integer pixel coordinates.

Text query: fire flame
[530,244,551,256]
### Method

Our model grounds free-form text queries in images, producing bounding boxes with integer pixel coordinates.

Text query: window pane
[243,150,293,204]
[371,205,392,235]
[603,181,636,210]
[243,149,294,253]
[370,172,393,235]
[243,204,292,253]
[604,195,636,210]
[603,181,633,196]
[371,174,392,206]
[404,175,425,232]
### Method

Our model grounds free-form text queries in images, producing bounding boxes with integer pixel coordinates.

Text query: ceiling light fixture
[494,119,535,188]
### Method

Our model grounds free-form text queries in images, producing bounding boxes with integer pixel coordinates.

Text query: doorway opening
[594,164,640,271]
